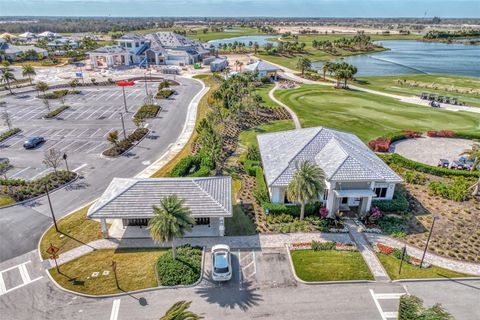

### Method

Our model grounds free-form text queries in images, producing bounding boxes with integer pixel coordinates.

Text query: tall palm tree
[1,71,15,94]
[296,57,311,76]
[160,300,203,320]
[252,42,259,55]
[148,195,194,259]
[322,61,333,80]
[22,65,36,84]
[287,160,326,220]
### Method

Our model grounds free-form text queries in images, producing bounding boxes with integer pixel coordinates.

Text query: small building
[257,127,402,217]
[245,60,282,80]
[88,45,132,68]
[46,38,79,50]
[87,176,232,238]
[37,31,60,40]
[18,32,36,42]
[2,44,48,61]
[210,57,228,72]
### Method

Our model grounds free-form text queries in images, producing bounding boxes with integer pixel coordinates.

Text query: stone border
[0,172,79,209]
[0,128,23,143]
[42,105,71,120]
[44,246,205,298]
[285,244,375,285]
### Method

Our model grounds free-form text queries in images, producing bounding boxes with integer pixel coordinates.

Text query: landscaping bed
[155,88,175,99]
[44,105,70,119]
[49,248,166,295]
[134,104,160,119]
[0,128,21,142]
[102,128,149,157]
[1,170,77,203]
[156,245,202,286]
[40,89,69,99]
[290,247,374,281]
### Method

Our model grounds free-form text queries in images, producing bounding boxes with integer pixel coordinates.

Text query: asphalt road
[0,76,202,262]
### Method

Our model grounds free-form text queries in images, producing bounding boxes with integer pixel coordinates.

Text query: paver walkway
[344,220,390,282]
[268,84,302,129]
[366,233,480,276]
[49,232,351,266]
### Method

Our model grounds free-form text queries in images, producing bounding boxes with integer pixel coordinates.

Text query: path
[345,220,390,282]
[49,232,351,266]
[268,84,302,129]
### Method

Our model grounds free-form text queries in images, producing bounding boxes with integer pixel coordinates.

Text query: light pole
[420,216,438,268]
[62,153,69,172]
[112,260,119,289]
[45,183,59,232]
[144,72,148,95]
[121,86,128,113]
[119,112,127,140]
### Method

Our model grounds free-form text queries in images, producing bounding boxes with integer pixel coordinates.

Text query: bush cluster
[377,216,407,238]
[156,245,202,286]
[428,178,473,202]
[40,89,69,99]
[244,159,260,176]
[403,170,427,185]
[0,128,21,142]
[134,104,160,119]
[44,105,70,119]
[372,190,409,213]
[253,167,270,204]
[311,240,336,251]
[102,128,148,157]
[155,89,175,99]
[399,295,452,320]
[170,152,213,178]
[426,130,454,138]
[262,201,321,218]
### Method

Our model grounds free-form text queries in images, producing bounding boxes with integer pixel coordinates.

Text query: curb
[44,246,206,299]
[100,128,151,159]
[0,172,79,210]
[0,129,23,144]
[395,277,480,283]
[284,244,376,285]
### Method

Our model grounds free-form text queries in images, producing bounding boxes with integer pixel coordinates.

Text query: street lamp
[116,80,135,113]
[119,112,127,140]
[420,216,438,268]
[44,183,59,232]
[62,153,69,172]
[144,71,148,95]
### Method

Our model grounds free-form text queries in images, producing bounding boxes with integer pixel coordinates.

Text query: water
[312,40,480,77]
[207,35,278,48]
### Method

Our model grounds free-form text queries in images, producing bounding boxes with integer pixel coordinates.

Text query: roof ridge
[324,137,350,180]
[271,127,324,186]
[88,178,137,216]
[192,178,230,215]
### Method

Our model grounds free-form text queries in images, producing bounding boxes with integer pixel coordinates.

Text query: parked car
[437,159,449,168]
[23,136,45,149]
[0,158,9,164]
[211,244,232,282]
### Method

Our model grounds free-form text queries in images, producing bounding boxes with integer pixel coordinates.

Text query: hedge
[155,89,175,99]
[44,105,70,119]
[40,89,69,99]
[134,104,160,119]
[244,159,261,176]
[253,167,270,204]
[380,153,479,178]
[156,245,202,286]
[262,201,321,218]
[454,131,480,140]
[169,154,211,177]
[372,190,409,213]
[0,128,21,142]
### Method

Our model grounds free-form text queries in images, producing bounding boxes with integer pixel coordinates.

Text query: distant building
[1,43,48,61]
[88,32,210,69]
[37,31,60,40]
[46,38,79,50]
[209,57,229,72]
[245,60,282,80]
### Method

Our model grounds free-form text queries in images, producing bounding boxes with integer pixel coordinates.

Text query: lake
[207,35,277,48]
[312,40,480,77]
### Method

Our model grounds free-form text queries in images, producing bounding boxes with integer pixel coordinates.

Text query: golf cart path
[268,84,302,129]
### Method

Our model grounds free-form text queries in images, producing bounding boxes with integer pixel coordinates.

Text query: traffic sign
[46,243,59,256]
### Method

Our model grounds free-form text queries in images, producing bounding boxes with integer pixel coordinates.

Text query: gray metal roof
[4,44,47,54]
[257,127,402,186]
[88,45,129,54]
[87,177,232,219]
[245,60,281,72]
[118,33,147,42]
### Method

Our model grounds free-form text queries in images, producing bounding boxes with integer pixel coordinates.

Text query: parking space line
[237,250,242,288]
[89,128,102,137]
[9,167,31,178]
[30,168,53,180]
[18,264,31,284]
[369,289,404,320]
[72,163,88,172]
[86,142,107,154]
[109,299,121,320]
[71,141,91,153]
[0,273,6,294]
[59,140,78,151]
[46,139,64,150]
[98,105,118,119]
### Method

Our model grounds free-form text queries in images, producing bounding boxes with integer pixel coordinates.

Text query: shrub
[428,178,472,202]
[155,89,175,99]
[311,240,336,251]
[254,167,270,203]
[246,145,261,161]
[244,159,260,176]
[372,190,409,213]
[368,137,391,152]
[170,155,201,177]
[102,128,148,157]
[0,128,21,142]
[377,216,407,235]
[44,105,69,119]
[40,89,69,99]
[262,202,321,218]
[403,170,427,185]
[134,104,160,119]
[426,130,454,138]
[399,295,452,320]
[156,245,202,286]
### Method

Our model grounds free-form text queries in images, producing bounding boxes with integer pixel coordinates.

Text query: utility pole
[420,216,437,268]
[119,112,127,140]
[45,184,59,232]
[144,72,148,95]
[122,86,128,113]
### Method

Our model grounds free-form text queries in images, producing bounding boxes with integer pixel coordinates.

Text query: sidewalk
[268,84,302,129]
[49,232,351,266]
[366,233,480,276]
[344,220,390,282]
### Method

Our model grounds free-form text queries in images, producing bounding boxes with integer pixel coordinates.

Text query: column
[155,53,160,65]
[101,218,109,238]
[124,54,130,66]
[219,217,225,237]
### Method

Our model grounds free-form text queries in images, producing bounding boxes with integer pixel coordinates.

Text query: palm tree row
[322,62,358,88]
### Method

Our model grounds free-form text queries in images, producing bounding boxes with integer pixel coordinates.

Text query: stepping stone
[102,271,110,276]
[91,272,99,277]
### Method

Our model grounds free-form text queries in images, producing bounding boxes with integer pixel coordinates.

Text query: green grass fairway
[291,250,374,281]
[377,254,474,280]
[49,249,166,295]
[187,27,265,42]
[239,120,295,148]
[356,74,480,107]
[275,85,480,141]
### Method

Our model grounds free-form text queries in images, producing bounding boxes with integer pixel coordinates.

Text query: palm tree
[322,61,333,80]
[107,130,119,146]
[160,301,203,320]
[36,81,49,97]
[287,160,326,220]
[296,57,311,76]
[1,71,15,94]
[22,65,36,84]
[252,42,259,55]
[148,195,194,259]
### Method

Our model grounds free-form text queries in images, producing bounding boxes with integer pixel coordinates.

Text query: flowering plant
[319,207,329,218]
[370,206,382,220]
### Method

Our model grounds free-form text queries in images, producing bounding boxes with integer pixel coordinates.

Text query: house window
[195,218,210,226]
[135,42,139,47]
[122,218,149,227]
[126,43,132,48]
[374,187,388,198]
[323,189,329,201]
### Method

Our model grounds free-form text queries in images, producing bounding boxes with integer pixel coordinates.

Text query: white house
[1,43,48,61]
[257,127,402,217]
[88,32,210,69]
[37,31,60,40]
[87,176,232,238]
[245,60,282,80]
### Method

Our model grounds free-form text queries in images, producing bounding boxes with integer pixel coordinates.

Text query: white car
[211,244,232,282]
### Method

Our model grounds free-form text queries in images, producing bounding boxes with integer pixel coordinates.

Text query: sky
[0,0,479,18]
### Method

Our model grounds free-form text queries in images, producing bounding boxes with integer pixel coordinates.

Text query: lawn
[187,27,265,42]
[291,250,374,281]
[225,204,256,236]
[274,85,480,142]
[377,254,474,280]
[0,195,15,207]
[49,248,165,295]
[239,120,295,149]
[39,205,104,259]
[254,83,278,108]
[356,74,480,107]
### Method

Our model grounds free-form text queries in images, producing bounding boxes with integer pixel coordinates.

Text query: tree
[0,160,10,180]
[1,109,12,130]
[22,65,36,85]
[252,42,259,54]
[69,79,79,90]
[461,142,480,196]
[322,61,333,80]
[107,130,119,146]
[287,160,326,220]
[160,300,203,320]
[148,195,194,260]
[1,71,15,94]
[36,81,49,97]
[296,57,311,76]
[43,148,63,174]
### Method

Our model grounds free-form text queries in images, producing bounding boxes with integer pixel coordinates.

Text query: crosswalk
[0,261,43,297]
[369,289,405,320]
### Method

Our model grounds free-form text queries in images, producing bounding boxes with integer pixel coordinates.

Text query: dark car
[23,136,45,149]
